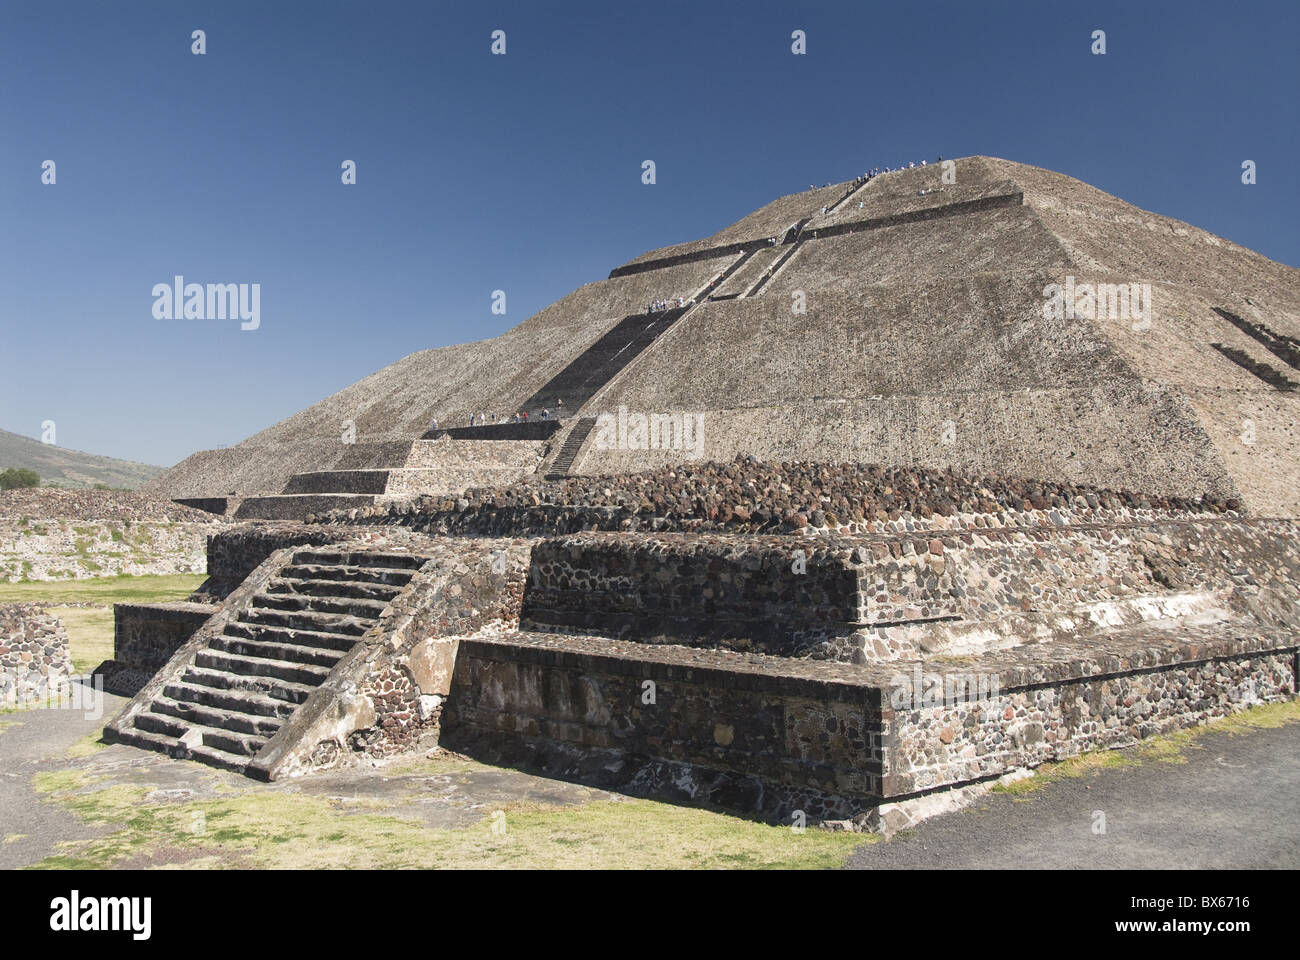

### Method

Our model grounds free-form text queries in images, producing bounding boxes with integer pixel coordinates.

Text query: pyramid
[112,158,1300,811]
[148,157,1300,519]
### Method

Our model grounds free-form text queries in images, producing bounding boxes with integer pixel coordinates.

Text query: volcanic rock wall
[0,603,75,706]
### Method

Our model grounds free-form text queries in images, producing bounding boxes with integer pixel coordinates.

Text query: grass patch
[992,698,1300,796]
[0,573,206,606]
[28,762,863,870]
[65,727,111,759]
[52,608,115,674]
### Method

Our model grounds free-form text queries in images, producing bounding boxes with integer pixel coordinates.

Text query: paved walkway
[0,691,127,868]
[846,723,1300,869]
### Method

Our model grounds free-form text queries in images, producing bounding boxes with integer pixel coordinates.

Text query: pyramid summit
[149,156,1300,519]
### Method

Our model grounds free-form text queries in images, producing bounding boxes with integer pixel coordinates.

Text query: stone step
[292,550,425,570]
[194,649,332,687]
[237,606,373,637]
[187,743,257,774]
[519,308,691,417]
[712,245,783,298]
[278,563,415,587]
[265,577,404,603]
[223,620,361,653]
[108,724,176,757]
[209,633,350,668]
[254,591,390,619]
[546,418,597,479]
[149,696,283,739]
[747,240,804,297]
[180,665,316,704]
[163,680,301,719]
[133,711,269,757]
[109,725,253,771]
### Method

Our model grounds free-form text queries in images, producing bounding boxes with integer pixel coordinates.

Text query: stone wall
[383,448,548,498]
[522,533,864,654]
[343,517,1299,666]
[0,603,75,706]
[442,625,1296,823]
[443,630,887,823]
[0,519,210,582]
[315,456,1238,539]
[101,601,217,694]
[576,390,1239,508]
[883,633,1298,797]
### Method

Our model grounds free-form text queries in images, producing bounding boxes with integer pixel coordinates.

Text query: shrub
[0,468,41,490]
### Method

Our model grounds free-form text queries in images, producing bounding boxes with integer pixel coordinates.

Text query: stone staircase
[518,307,691,419]
[106,547,425,774]
[545,418,597,479]
[711,246,784,299]
[825,176,874,214]
[746,240,805,297]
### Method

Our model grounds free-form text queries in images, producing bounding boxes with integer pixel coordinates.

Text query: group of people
[458,399,565,429]
[865,156,942,177]
[810,156,945,195]
[648,296,692,313]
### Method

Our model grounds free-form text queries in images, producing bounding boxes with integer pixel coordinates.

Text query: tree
[0,468,41,490]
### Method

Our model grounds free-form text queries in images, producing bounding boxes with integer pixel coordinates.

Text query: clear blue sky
[2,0,1296,467]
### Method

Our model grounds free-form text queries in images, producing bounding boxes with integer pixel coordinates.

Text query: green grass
[54,608,116,674]
[0,573,206,606]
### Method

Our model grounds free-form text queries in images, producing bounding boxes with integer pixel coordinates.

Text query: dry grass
[29,763,864,870]
[992,698,1300,796]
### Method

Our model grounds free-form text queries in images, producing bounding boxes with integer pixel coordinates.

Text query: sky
[2,0,1297,468]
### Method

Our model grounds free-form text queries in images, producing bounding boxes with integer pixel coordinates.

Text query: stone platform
[101,507,1300,826]
[443,621,1296,823]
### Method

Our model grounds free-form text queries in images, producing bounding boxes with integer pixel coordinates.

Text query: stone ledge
[457,628,886,704]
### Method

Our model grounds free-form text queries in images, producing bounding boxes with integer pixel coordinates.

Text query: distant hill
[0,427,161,489]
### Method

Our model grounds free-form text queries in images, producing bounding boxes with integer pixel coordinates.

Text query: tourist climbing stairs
[106,548,425,774]
[746,240,805,297]
[545,418,596,479]
[825,176,874,214]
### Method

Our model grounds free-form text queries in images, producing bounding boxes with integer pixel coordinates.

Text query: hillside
[0,428,161,490]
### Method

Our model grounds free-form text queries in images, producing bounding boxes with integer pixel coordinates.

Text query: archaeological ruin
[99,156,1300,829]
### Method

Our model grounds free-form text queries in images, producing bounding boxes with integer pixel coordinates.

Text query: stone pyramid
[148,156,1300,519]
